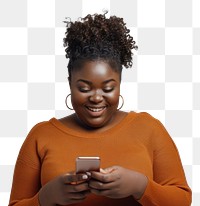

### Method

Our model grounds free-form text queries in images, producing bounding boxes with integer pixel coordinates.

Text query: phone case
[76,157,100,173]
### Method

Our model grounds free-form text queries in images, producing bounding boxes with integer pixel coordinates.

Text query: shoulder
[27,118,55,137]
[22,118,56,147]
[135,112,168,133]
[19,119,55,157]
[127,111,171,140]
[134,112,174,147]
[128,111,160,126]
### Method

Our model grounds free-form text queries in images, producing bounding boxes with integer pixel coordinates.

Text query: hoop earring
[65,94,74,110]
[117,95,124,110]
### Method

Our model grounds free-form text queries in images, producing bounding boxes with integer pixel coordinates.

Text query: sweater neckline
[49,111,137,138]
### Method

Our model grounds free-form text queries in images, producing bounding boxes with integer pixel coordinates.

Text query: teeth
[87,107,105,112]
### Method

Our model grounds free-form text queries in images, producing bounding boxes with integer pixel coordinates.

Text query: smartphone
[76,156,100,174]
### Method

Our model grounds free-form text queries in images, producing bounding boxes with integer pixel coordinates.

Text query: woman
[9,12,191,206]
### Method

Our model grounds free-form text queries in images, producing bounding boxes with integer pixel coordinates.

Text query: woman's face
[70,60,121,128]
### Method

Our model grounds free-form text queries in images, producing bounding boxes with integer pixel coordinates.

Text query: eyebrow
[77,79,116,84]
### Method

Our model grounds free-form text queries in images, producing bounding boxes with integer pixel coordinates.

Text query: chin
[86,121,105,129]
[83,118,109,129]
[76,111,115,129]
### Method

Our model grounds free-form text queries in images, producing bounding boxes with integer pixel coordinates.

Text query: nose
[89,90,103,103]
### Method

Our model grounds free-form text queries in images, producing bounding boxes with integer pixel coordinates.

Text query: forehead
[71,60,120,81]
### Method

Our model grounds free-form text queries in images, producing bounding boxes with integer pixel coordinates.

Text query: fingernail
[86,172,91,176]
[82,174,88,179]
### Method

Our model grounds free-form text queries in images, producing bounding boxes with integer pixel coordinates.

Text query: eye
[103,87,114,93]
[79,87,90,93]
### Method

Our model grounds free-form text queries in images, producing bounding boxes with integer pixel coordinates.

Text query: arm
[138,119,192,206]
[9,124,90,206]
[8,127,42,206]
[9,157,90,206]
[88,118,191,206]
[8,159,41,206]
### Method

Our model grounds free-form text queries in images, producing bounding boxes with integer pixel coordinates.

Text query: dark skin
[39,173,91,206]
[38,60,148,205]
[61,60,127,132]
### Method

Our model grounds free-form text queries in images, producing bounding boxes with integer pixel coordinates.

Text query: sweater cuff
[34,193,40,206]
[26,193,40,206]
[137,178,157,205]
[10,193,40,206]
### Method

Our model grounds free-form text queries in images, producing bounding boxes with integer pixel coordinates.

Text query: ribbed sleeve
[139,179,191,206]
[9,193,40,206]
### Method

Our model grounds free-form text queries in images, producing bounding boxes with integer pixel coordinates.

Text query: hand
[38,173,90,206]
[89,166,148,200]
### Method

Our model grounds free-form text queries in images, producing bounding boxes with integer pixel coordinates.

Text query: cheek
[71,93,85,105]
[105,91,120,104]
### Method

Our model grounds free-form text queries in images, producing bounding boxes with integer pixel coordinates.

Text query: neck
[73,111,126,133]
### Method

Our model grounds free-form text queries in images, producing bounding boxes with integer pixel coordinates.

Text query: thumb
[101,166,118,174]
[63,173,88,184]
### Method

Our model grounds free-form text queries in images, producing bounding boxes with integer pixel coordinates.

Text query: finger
[91,170,120,183]
[67,191,89,200]
[90,188,120,199]
[89,179,117,190]
[66,182,90,193]
[90,188,113,197]
[100,168,107,174]
[63,173,88,184]
[101,166,118,174]
[89,188,105,196]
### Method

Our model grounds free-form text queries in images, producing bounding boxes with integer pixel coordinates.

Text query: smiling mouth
[86,106,106,112]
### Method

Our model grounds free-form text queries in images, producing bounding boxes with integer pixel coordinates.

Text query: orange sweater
[9,112,191,206]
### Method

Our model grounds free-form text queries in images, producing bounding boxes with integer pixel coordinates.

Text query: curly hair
[63,11,137,80]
